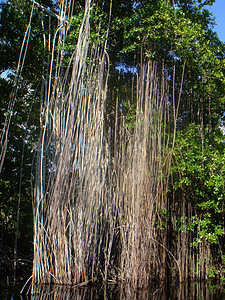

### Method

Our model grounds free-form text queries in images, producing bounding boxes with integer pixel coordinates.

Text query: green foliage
[66,3,108,47]
[171,124,225,245]
[65,1,135,64]
[123,101,136,128]
[155,208,170,230]
[208,265,220,278]
[0,0,57,257]
[1,0,225,281]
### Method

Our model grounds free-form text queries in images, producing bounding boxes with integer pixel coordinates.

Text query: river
[0,279,224,299]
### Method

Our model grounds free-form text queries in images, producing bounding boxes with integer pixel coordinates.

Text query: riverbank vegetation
[0,0,225,288]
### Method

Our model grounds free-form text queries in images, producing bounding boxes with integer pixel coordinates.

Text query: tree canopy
[1,0,225,283]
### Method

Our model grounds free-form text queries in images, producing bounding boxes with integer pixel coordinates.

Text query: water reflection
[27,281,225,300]
[1,281,224,299]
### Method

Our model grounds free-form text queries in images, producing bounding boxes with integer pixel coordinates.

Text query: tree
[0,0,57,279]
[64,0,225,281]
[1,0,225,283]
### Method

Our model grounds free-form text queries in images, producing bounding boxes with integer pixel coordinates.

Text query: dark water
[0,280,225,299]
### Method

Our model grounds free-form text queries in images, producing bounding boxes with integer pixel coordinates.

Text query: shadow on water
[1,280,225,299]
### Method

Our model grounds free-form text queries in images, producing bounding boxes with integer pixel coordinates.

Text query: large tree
[1,0,225,282]
[0,0,57,279]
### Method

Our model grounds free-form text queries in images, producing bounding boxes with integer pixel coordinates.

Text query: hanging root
[33,0,179,288]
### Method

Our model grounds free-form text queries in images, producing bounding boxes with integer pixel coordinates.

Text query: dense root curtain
[114,61,172,287]
[33,0,114,284]
[33,0,175,288]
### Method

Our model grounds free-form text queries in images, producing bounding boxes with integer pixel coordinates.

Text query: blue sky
[207,0,225,42]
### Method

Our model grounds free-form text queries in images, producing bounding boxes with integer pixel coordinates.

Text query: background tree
[0,0,57,279]
[63,0,225,281]
[1,0,225,283]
